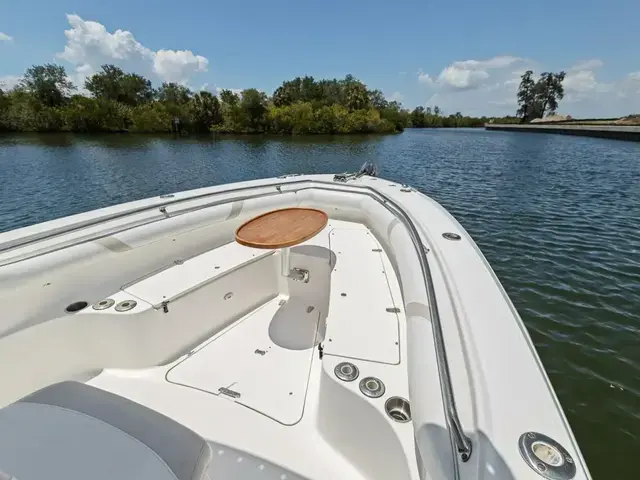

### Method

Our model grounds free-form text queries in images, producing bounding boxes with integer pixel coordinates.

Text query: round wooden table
[235,207,328,280]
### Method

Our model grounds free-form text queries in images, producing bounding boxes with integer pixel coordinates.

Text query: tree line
[408,106,519,128]
[0,64,406,134]
[0,63,518,134]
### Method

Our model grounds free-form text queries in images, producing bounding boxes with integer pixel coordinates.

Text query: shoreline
[485,123,640,142]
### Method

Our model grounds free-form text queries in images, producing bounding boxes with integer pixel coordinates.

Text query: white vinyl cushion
[0,403,178,480]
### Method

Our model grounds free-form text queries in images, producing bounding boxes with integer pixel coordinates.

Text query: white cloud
[570,59,603,71]
[564,70,599,93]
[0,75,21,90]
[562,59,615,105]
[418,72,433,85]
[388,91,404,103]
[488,98,517,107]
[450,56,522,70]
[438,66,489,89]
[616,72,640,98]
[422,55,523,91]
[199,83,218,94]
[153,50,207,84]
[411,54,640,117]
[56,14,208,87]
[0,32,13,42]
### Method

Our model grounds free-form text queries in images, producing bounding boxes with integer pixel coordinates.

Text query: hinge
[161,301,169,313]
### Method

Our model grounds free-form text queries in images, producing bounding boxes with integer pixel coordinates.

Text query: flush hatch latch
[218,387,241,399]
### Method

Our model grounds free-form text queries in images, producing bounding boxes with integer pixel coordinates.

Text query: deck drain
[334,362,359,382]
[385,397,411,423]
[92,298,115,310]
[442,232,461,241]
[115,300,137,312]
[359,377,385,398]
[65,301,88,313]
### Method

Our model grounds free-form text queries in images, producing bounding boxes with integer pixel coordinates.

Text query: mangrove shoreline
[1,64,518,135]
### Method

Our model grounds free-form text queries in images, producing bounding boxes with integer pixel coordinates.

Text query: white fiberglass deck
[84,219,415,480]
[0,174,592,480]
[167,296,320,425]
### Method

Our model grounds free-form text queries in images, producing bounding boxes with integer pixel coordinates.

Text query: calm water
[1,130,639,478]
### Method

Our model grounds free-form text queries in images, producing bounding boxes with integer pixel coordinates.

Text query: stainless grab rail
[358,185,474,462]
[1,178,473,464]
[308,182,473,463]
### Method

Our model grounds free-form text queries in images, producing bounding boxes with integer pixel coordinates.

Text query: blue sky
[1,0,639,117]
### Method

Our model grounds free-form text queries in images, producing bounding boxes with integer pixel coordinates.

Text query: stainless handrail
[309,182,473,463]
[363,186,473,462]
[1,178,473,463]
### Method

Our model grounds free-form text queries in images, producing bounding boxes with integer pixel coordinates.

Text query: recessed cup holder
[65,301,88,313]
[385,396,411,423]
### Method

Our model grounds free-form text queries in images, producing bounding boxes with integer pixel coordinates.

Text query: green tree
[214,89,246,133]
[85,65,154,106]
[410,106,426,127]
[219,89,240,107]
[272,82,295,107]
[312,104,350,134]
[190,91,222,133]
[130,103,172,132]
[157,82,192,128]
[517,70,565,121]
[157,83,192,105]
[267,102,315,134]
[368,89,388,110]
[240,88,268,132]
[380,102,409,131]
[516,70,536,122]
[20,64,75,107]
[534,72,566,118]
[342,75,370,111]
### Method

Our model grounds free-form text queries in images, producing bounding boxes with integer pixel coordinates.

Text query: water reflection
[0,129,639,479]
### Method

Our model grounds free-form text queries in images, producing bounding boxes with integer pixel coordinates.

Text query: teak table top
[235,207,328,249]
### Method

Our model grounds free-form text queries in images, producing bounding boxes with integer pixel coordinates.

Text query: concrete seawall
[485,124,640,142]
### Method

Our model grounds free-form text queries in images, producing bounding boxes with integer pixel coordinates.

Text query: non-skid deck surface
[166,296,320,425]
[324,228,400,364]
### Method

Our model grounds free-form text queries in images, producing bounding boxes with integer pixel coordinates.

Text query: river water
[1,129,639,478]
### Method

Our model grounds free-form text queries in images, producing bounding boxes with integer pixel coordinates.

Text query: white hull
[0,174,590,480]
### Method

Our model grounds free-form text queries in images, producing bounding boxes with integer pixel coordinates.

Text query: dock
[485,124,640,142]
